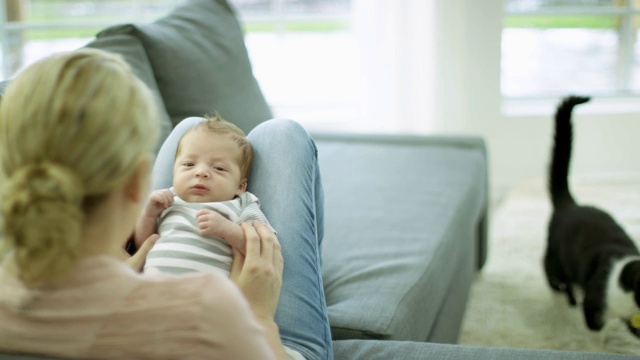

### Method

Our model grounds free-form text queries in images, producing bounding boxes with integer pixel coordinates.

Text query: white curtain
[352,0,469,134]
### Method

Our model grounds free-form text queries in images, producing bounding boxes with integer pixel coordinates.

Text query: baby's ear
[237,178,248,194]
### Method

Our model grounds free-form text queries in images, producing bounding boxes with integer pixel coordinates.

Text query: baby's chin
[180,192,231,203]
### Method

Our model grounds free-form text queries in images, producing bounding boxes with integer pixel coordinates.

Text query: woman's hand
[230,221,283,321]
[230,222,287,360]
[120,234,160,272]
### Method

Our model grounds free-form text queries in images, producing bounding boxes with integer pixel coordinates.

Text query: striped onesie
[144,188,272,276]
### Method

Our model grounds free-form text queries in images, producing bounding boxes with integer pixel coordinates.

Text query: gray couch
[0,0,637,359]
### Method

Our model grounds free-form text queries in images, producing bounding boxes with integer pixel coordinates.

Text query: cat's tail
[549,95,590,209]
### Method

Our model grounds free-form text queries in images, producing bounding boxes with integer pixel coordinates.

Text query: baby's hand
[135,189,173,249]
[196,209,247,254]
[195,209,227,238]
[145,189,174,217]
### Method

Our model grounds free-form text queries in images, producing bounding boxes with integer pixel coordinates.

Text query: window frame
[502,1,640,99]
[0,0,354,131]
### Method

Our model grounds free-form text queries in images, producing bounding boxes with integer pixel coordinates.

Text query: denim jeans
[152,117,334,360]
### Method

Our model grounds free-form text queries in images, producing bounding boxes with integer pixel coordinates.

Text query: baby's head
[172,114,253,203]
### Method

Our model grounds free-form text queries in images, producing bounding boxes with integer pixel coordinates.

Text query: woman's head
[0,48,159,286]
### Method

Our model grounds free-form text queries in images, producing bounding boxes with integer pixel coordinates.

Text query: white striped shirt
[144,190,272,276]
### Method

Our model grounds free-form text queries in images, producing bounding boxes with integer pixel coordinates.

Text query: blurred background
[2,0,640,197]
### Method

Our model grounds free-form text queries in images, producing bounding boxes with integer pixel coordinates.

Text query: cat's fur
[544,95,640,331]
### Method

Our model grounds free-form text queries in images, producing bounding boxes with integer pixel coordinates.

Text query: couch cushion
[332,340,638,360]
[316,134,488,341]
[99,0,272,134]
[84,33,173,151]
[0,35,173,153]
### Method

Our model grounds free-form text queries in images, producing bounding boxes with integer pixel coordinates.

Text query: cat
[544,95,640,331]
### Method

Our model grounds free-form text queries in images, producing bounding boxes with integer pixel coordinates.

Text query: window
[502,0,640,99]
[231,0,355,128]
[0,0,354,130]
[0,0,181,78]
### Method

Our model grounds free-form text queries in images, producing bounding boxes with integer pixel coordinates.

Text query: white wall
[444,0,640,199]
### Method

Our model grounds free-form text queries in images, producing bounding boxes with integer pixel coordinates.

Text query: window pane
[232,0,349,15]
[631,15,640,92]
[1,1,180,77]
[231,0,350,33]
[1,0,355,130]
[502,2,640,98]
[229,0,355,128]
[26,0,178,23]
[502,16,621,98]
[506,0,620,13]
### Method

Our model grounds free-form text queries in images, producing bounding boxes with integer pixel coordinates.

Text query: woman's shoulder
[108,264,263,353]
[123,270,269,357]
[74,256,245,313]
[0,258,261,358]
[136,268,244,306]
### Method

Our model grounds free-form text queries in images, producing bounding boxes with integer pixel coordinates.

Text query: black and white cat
[544,95,640,331]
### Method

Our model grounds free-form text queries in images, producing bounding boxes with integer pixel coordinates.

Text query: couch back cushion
[99,0,272,134]
[85,33,174,151]
[0,34,173,153]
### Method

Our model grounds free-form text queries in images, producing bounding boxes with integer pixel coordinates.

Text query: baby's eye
[183,162,195,167]
[213,166,226,172]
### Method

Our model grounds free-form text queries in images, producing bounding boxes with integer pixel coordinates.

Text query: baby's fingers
[195,209,213,220]
[162,192,174,206]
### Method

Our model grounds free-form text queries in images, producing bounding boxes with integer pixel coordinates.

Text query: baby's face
[173,130,247,203]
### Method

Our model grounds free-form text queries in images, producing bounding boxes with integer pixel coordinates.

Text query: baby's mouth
[192,184,209,192]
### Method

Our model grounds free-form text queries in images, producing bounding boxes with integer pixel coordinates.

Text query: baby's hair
[0,48,158,286]
[178,113,254,179]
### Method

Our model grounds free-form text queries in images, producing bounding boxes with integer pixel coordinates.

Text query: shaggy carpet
[458,177,640,355]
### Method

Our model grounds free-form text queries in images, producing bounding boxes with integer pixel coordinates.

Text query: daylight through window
[502,0,640,99]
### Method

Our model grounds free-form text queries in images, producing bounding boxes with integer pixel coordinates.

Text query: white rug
[458,178,640,355]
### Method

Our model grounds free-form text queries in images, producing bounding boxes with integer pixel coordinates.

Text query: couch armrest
[311,131,486,150]
[315,131,489,342]
[312,131,489,269]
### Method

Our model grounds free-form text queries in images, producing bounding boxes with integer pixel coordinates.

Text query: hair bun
[0,161,85,285]
[2,162,84,217]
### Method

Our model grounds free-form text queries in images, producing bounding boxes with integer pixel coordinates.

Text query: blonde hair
[0,48,159,286]
[177,113,253,179]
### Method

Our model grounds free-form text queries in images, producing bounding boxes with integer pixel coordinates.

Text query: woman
[0,48,333,360]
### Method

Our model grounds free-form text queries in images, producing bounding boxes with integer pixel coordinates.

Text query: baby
[135,114,273,276]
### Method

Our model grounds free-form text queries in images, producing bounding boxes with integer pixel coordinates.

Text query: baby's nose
[195,166,211,177]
